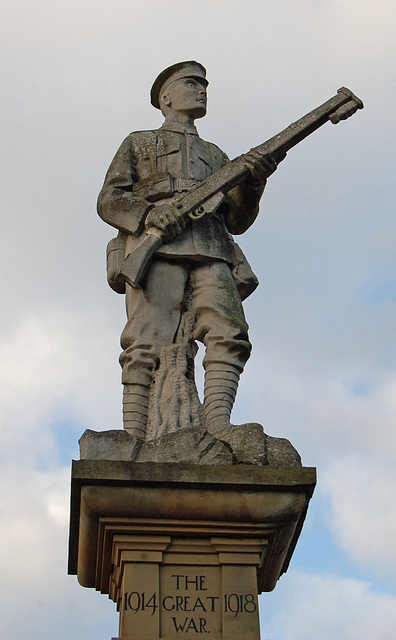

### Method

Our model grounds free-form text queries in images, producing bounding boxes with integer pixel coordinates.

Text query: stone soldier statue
[98,61,279,440]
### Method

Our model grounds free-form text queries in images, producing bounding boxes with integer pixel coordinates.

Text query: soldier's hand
[244,149,284,184]
[145,203,186,241]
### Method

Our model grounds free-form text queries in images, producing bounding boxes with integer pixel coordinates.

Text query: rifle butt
[119,232,162,288]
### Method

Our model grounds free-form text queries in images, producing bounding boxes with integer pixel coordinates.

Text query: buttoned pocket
[156,136,182,157]
[196,151,213,178]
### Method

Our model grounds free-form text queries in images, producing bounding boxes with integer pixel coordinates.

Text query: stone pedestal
[68,462,315,640]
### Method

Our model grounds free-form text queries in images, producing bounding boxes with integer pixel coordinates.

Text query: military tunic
[98,123,264,386]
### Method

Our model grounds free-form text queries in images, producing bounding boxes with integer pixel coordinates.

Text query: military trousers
[120,258,252,386]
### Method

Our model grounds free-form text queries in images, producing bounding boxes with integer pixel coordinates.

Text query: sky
[1,0,395,638]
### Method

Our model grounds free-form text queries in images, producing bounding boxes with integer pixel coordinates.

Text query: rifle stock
[119,87,363,289]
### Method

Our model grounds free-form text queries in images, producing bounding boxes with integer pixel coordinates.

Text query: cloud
[234,308,396,464]
[260,570,396,640]
[323,454,396,577]
[0,462,117,639]
[0,310,123,460]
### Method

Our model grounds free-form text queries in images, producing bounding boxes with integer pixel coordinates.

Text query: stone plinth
[68,462,315,640]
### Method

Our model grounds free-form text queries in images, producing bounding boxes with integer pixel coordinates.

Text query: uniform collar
[160,121,199,136]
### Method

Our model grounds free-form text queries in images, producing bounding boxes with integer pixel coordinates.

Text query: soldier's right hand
[144,203,187,241]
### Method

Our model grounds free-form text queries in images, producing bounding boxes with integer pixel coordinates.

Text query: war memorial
[68,62,363,639]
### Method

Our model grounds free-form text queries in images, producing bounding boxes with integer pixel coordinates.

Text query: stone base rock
[79,429,142,462]
[265,433,302,467]
[79,424,301,467]
[216,423,267,466]
[137,428,232,464]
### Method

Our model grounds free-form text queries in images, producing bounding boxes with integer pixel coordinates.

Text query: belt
[173,178,199,192]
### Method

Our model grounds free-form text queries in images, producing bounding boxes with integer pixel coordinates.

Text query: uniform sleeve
[214,147,266,236]
[97,135,153,236]
[223,178,266,235]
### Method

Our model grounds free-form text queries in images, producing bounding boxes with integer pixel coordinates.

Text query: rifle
[119,87,363,289]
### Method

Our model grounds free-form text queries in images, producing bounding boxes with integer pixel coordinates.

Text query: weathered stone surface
[79,429,142,461]
[216,423,301,467]
[146,343,204,441]
[217,423,266,465]
[265,433,302,467]
[78,425,301,467]
[137,427,232,464]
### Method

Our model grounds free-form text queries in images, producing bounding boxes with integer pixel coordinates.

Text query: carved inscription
[223,593,257,617]
[160,567,221,637]
[158,567,257,638]
[121,567,258,637]
[166,574,215,634]
[123,591,158,615]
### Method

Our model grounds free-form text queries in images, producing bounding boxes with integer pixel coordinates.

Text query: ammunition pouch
[229,238,259,301]
[107,233,127,294]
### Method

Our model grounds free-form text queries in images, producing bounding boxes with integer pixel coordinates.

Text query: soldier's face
[163,77,207,118]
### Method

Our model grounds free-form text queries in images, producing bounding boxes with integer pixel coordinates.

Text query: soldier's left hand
[244,150,283,183]
[145,203,186,241]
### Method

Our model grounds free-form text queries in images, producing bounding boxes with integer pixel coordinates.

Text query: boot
[203,364,240,436]
[123,383,150,439]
